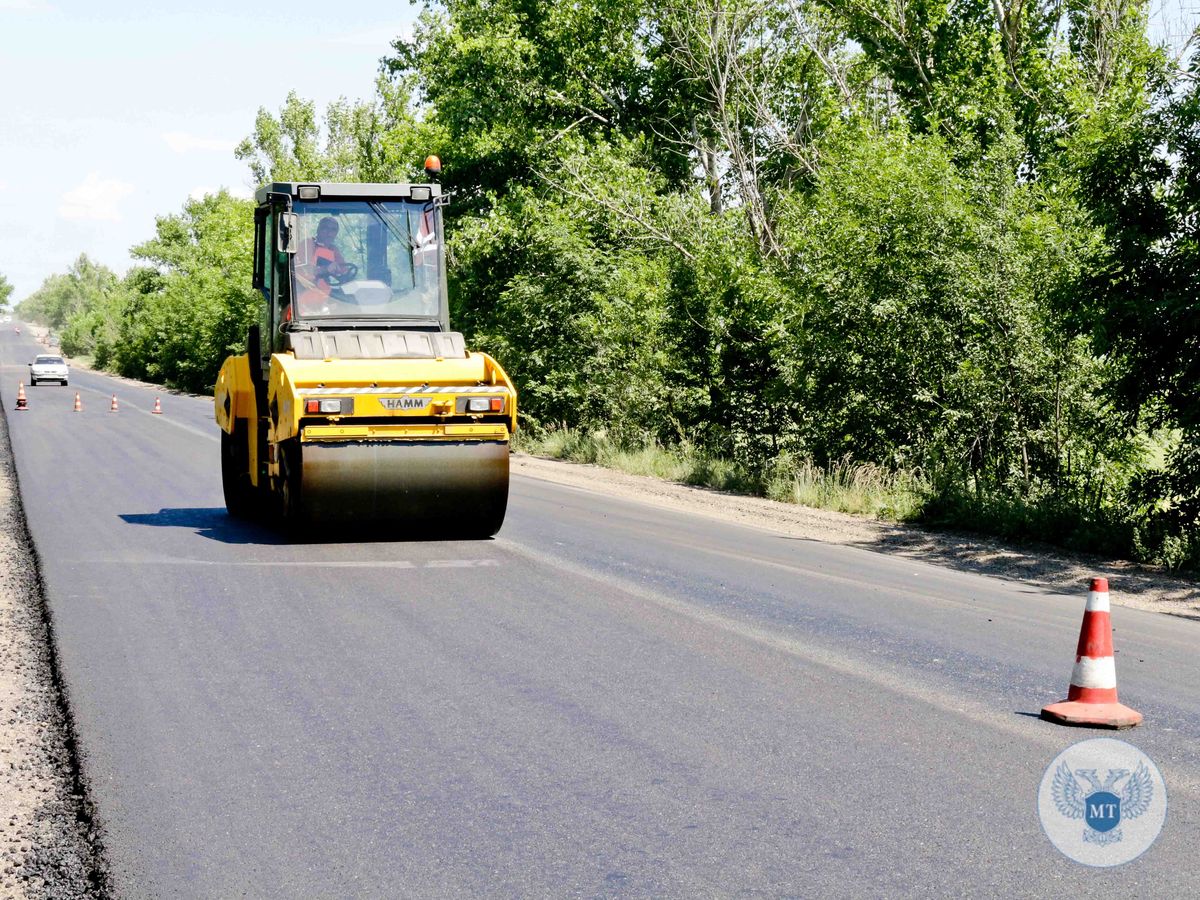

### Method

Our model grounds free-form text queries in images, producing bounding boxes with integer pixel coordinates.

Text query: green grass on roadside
[768,457,928,520]
[515,427,928,521]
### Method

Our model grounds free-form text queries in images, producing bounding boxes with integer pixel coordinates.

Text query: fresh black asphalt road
[2,328,1199,897]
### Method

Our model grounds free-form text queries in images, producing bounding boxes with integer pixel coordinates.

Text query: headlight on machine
[304,398,353,415]
[462,396,505,413]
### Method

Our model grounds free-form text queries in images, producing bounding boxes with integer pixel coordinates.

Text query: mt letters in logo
[1038,738,1167,866]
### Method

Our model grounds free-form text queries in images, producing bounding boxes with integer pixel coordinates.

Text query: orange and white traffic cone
[14,382,28,411]
[151,396,162,414]
[109,394,119,412]
[1041,577,1142,729]
[73,391,82,412]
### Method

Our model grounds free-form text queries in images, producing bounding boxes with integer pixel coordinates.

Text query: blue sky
[0,1,1197,302]
[0,0,420,300]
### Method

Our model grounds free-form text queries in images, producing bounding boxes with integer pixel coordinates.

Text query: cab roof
[254,182,442,204]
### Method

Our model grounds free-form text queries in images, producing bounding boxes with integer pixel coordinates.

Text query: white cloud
[162,131,236,154]
[58,173,135,222]
[0,1,54,11]
[0,180,8,192]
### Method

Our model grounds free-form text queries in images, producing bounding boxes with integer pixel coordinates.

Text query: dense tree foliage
[17,254,120,351]
[22,0,1200,564]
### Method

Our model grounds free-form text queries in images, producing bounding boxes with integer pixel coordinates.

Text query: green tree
[17,255,119,334]
[451,139,680,438]
[1068,40,1200,549]
[235,79,439,186]
[111,191,258,392]
[387,0,685,203]
[822,1,1161,172]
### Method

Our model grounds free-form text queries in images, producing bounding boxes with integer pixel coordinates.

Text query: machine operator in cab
[294,216,354,315]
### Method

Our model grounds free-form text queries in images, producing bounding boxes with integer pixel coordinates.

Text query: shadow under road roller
[214,174,517,538]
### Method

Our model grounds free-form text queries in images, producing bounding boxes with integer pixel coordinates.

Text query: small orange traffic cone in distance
[151,396,162,414]
[109,394,119,412]
[73,391,82,412]
[1041,577,1142,729]
[14,382,28,411]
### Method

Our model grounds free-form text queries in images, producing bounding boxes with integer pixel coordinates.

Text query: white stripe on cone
[1085,590,1110,612]
[1070,655,1117,690]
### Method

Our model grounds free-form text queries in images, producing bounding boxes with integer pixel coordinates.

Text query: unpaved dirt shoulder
[0,404,103,897]
[511,453,1200,618]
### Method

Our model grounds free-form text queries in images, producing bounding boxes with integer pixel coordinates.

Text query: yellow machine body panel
[214,353,267,491]
[267,351,517,444]
[214,353,256,433]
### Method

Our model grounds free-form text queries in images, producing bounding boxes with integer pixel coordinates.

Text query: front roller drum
[283,439,510,537]
[221,426,257,519]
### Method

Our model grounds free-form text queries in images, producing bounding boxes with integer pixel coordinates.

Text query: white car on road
[29,355,69,386]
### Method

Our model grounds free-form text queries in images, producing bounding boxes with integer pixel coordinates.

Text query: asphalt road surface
[2,327,1198,898]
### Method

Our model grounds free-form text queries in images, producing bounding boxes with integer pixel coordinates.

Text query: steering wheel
[325,262,358,286]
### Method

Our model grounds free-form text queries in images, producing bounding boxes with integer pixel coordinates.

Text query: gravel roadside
[0,399,104,898]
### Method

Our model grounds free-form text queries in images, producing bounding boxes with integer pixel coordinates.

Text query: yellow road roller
[215,176,516,535]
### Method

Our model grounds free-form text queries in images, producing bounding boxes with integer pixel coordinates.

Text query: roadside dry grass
[519,429,926,520]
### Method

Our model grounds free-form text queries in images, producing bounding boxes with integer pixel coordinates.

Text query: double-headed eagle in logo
[1052,761,1155,846]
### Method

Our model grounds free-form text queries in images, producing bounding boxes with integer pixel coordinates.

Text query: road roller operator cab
[256,182,450,335]
[215,180,518,536]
